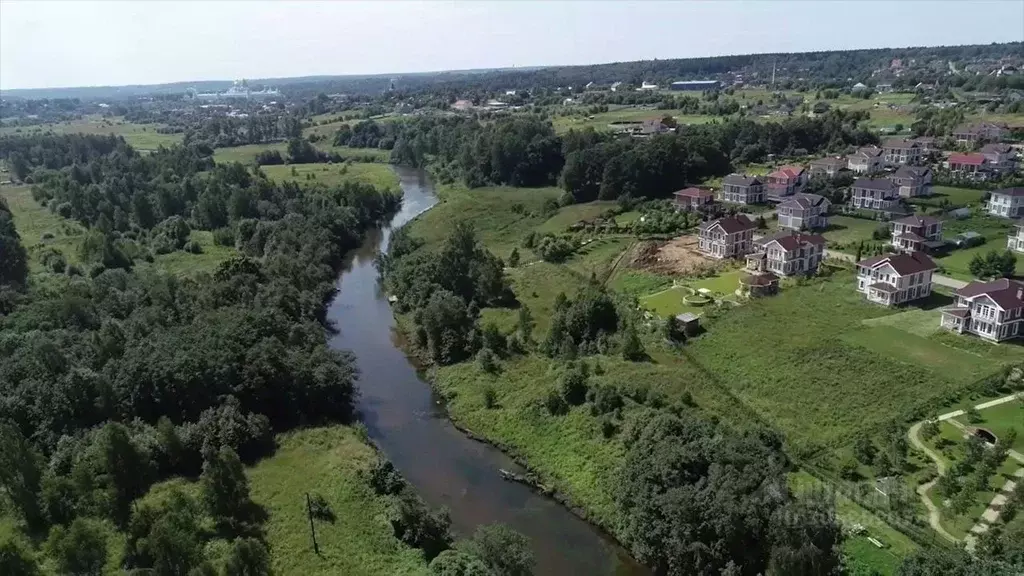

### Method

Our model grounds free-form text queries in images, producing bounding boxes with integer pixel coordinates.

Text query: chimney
[1018,287,1023,301]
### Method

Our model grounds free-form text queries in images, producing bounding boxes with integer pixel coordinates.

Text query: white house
[855,252,937,306]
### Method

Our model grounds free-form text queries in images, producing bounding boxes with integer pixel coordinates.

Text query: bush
[185,240,203,254]
[535,235,576,263]
[545,389,568,416]
[212,228,235,247]
[476,348,498,374]
[482,386,498,409]
[558,364,589,406]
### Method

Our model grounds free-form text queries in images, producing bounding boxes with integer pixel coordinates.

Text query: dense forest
[0,133,410,573]
[384,109,875,199]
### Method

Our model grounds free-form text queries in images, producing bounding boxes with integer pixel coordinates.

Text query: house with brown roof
[940,279,1024,341]
[697,214,755,259]
[953,122,1009,146]
[848,146,884,174]
[856,252,937,306]
[890,214,944,253]
[809,157,847,179]
[911,136,939,155]
[720,174,765,205]
[883,138,922,166]
[745,230,826,276]
[980,143,1018,173]
[850,177,900,211]
[890,165,932,198]
[777,193,830,230]
[672,187,715,211]
[987,187,1024,218]
[1008,224,1024,253]
[946,152,989,179]
[765,165,808,201]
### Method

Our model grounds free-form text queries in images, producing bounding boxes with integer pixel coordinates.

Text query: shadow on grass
[916,292,955,310]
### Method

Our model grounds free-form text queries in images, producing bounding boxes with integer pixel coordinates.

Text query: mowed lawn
[686,274,1014,450]
[261,162,399,190]
[247,427,430,576]
[953,397,1024,453]
[0,116,182,151]
[823,216,883,246]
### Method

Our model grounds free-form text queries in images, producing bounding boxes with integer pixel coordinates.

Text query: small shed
[739,272,780,297]
[954,231,985,248]
[675,313,700,337]
[948,207,971,220]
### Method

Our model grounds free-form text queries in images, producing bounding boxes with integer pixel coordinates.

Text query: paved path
[907,421,960,544]
[823,250,968,289]
[965,467,1024,552]
[936,393,1022,422]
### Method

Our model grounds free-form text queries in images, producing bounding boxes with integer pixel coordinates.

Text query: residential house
[697,214,756,259]
[890,165,932,198]
[776,193,831,230]
[946,153,989,179]
[720,174,765,204]
[745,230,826,276]
[987,187,1024,218]
[765,165,808,201]
[882,138,922,166]
[890,214,944,253]
[1008,224,1024,253]
[953,122,1009,146]
[911,136,939,155]
[980,143,1018,173]
[850,177,900,210]
[848,146,884,174]
[940,279,1024,342]
[855,252,937,306]
[639,119,670,136]
[809,157,847,179]
[672,187,715,211]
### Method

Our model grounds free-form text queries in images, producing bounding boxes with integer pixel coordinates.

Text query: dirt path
[907,421,960,544]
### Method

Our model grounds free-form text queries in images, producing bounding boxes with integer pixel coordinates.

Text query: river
[325,166,645,576]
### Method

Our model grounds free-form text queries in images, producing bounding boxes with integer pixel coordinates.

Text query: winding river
[325,166,645,576]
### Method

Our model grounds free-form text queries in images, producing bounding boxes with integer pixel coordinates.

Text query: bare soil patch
[626,235,718,276]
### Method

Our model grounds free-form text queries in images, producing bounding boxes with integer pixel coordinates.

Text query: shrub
[185,240,203,254]
[482,386,498,409]
[545,389,568,416]
[212,228,235,247]
[558,364,589,406]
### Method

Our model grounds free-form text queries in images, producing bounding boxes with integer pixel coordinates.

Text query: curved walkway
[907,421,959,544]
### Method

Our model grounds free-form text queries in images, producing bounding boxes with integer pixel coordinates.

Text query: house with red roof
[946,152,988,179]
[855,252,937,306]
[745,230,826,277]
[672,187,715,211]
[764,165,808,201]
[940,279,1024,341]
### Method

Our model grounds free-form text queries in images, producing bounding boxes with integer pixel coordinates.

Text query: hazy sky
[2,0,1022,90]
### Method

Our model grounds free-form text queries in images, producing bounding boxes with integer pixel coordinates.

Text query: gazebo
[738,272,779,297]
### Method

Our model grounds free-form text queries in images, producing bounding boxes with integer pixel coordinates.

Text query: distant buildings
[953,122,1009,146]
[670,80,721,91]
[193,80,279,101]
[672,187,715,211]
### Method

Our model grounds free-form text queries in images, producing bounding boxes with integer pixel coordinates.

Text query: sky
[1,0,1022,90]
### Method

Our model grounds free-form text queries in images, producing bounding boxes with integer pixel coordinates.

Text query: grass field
[686,275,1014,451]
[0,116,182,151]
[910,186,988,209]
[953,397,1024,453]
[937,211,1017,280]
[0,185,86,272]
[212,143,390,165]
[261,162,399,190]
[823,216,884,245]
[2,184,237,278]
[248,427,430,576]
[790,471,918,576]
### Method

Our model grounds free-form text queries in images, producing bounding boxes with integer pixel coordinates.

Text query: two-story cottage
[848,146,884,174]
[850,177,900,210]
[856,252,937,306]
[941,279,1024,342]
[953,122,1009,146]
[911,136,939,155]
[776,193,830,230]
[946,153,989,180]
[721,174,765,204]
[809,157,847,179]
[890,165,932,198]
[672,187,715,211]
[987,187,1024,218]
[980,143,1018,173]
[765,165,807,201]
[697,214,755,259]
[1008,224,1024,253]
[883,138,922,166]
[745,230,826,276]
[890,214,944,253]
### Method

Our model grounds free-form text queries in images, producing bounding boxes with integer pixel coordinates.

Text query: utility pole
[306,492,319,555]
[771,60,776,88]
